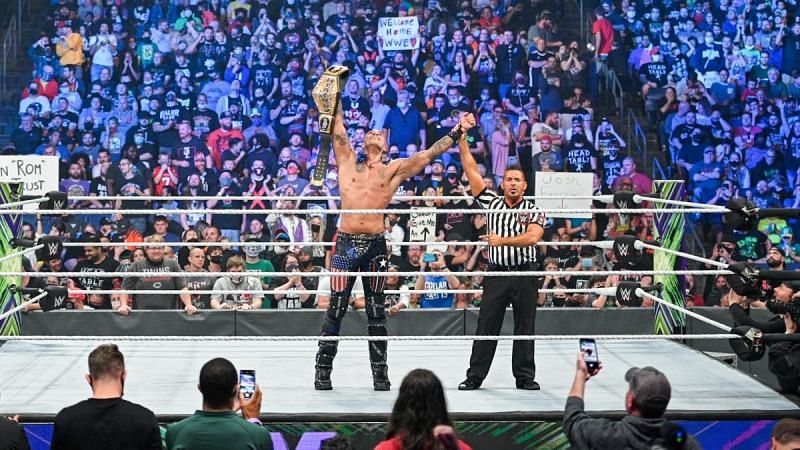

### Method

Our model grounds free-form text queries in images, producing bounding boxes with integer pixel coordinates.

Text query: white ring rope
[634,241,726,269]
[69,194,615,202]
[10,207,719,215]
[0,245,41,264]
[54,288,617,296]
[0,292,48,321]
[6,270,730,278]
[0,197,49,210]
[60,240,611,248]
[0,334,739,342]
[637,289,733,333]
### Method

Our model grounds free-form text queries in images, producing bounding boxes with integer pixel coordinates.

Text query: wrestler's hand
[458,112,476,131]
[480,233,504,247]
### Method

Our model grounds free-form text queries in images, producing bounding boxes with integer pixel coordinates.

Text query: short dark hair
[199,358,238,409]
[504,164,527,181]
[773,419,800,444]
[88,344,125,380]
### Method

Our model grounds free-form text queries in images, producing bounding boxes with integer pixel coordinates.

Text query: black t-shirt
[73,256,120,309]
[251,62,279,93]
[114,173,149,211]
[564,137,597,173]
[212,185,244,230]
[53,398,160,450]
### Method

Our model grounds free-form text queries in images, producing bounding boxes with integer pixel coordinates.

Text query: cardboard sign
[0,156,59,209]
[377,17,420,51]
[534,172,593,219]
[409,207,436,242]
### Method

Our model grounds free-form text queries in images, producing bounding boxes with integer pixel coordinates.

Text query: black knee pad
[322,295,350,335]
[366,295,386,321]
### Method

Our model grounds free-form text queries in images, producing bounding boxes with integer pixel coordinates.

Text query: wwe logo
[52,295,65,309]
[619,288,632,304]
[53,200,65,210]
[616,200,629,209]
[46,242,60,257]
[617,243,629,257]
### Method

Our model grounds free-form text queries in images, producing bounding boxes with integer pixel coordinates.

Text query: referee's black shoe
[516,379,541,390]
[458,378,482,390]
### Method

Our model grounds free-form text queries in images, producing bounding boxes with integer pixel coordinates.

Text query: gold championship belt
[310,65,349,187]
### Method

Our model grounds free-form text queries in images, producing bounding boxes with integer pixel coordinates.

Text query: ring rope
[9,207,720,215]
[0,197,49,210]
[636,289,733,333]
[0,334,739,342]
[58,240,610,248]
[5,270,731,278]
[0,292,48,321]
[635,241,726,269]
[69,194,615,202]
[0,245,40,264]
[48,288,618,296]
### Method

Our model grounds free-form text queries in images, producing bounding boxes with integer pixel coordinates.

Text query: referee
[456,113,546,391]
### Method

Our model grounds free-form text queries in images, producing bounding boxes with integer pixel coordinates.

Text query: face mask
[286,263,299,271]
[705,37,714,45]
[581,258,593,269]
[397,101,406,109]
[59,86,69,93]
[311,223,321,233]
[626,10,636,18]
[651,55,661,62]
[252,118,262,126]
[42,72,53,81]
[447,173,457,181]
[481,94,489,101]
[220,177,232,187]
[29,87,38,95]
[183,10,192,18]
[197,102,207,109]
[449,98,459,106]
[300,259,313,269]
[210,255,222,264]
[471,29,480,38]
[230,275,243,284]
[245,246,261,257]
[134,135,145,145]
[253,167,264,176]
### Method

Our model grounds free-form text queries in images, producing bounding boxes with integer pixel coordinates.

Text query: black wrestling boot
[314,367,332,390]
[372,364,391,391]
[458,378,482,391]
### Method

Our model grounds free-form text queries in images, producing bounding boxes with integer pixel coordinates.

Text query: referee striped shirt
[475,189,546,266]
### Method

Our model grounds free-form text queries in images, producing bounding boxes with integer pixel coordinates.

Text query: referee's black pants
[466,273,538,383]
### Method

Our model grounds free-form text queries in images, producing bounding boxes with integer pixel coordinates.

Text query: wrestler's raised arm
[392,113,474,183]
[456,114,485,197]
[332,107,353,164]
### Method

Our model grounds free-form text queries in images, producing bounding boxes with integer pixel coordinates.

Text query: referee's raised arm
[457,113,485,197]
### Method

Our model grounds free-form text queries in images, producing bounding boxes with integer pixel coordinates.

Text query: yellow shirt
[56,32,84,66]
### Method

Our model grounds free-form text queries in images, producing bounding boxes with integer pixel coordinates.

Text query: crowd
[6,0,800,313]
[2,0,671,313]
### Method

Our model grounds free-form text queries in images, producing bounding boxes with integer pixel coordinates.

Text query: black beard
[767,258,782,268]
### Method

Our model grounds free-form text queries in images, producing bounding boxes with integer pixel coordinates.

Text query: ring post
[652,180,686,335]
[0,183,25,336]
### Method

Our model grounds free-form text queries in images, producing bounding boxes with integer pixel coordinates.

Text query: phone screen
[423,253,437,263]
[240,370,256,400]
[580,339,599,373]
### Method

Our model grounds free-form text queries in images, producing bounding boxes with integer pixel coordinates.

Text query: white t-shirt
[210,276,263,308]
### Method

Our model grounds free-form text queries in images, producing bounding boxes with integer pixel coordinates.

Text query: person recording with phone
[563,347,701,450]
[414,249,461,308]
[165,358,270,449]
[728,282,800,394]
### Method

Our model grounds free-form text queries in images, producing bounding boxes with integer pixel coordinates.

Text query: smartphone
[580,338,600,374]
[239,369,256,400]
[423,253,437,263]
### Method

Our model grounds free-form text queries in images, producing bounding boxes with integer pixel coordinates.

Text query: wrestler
[314,108,475,391]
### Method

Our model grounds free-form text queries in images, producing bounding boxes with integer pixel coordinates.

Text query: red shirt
[592,17,615,56]
[374,437,472,450]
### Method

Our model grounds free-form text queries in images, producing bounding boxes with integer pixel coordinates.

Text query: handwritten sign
[534,172,593,219]
[377,17,420,51]
[409,207,436,242]
[0,156,59,207]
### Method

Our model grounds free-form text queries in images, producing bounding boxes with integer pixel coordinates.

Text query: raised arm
[332,107,353,164]
[457,115,486,196]
[393,113,473,183]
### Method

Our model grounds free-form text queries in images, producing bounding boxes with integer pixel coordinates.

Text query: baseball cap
[274,232,290,242]
[250,109,262,117]
[781,227,794,237]
[432,159,444,167]
[298,246,314,256]
[625,367,671,417]
[539,135,552,143]
[220,111,232,119]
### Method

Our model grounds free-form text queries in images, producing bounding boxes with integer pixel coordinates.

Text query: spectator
[376,369,471,450]
[772,419,800,450]
[119,235,194,314]
[210,256,264,310]
[0,413,29,450]
[384,90,425,152]
[563,353,701,449]
[611,157,653,195]
[415,249,460,308]
[52,344,161,450]
[184,247,215,310]
[165,358,270,450]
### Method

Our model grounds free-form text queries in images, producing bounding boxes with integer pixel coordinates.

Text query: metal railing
[652,157,666,180]
[626,108,649,173]
[1,14,19,95]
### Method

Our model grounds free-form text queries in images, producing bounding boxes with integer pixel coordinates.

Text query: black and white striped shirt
[475,189,546,266]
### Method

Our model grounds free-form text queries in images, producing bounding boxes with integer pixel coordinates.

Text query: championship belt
[311,65,350,187]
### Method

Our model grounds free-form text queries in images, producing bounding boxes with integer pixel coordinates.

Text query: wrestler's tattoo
[412,135,454,166]
[334,132,349,147]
